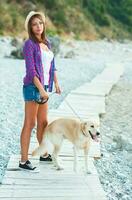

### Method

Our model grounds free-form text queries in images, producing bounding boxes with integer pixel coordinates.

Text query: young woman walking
[19,11,61,172]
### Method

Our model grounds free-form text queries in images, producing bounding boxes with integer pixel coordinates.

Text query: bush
[107,0,132,26]
[85,0,110,26]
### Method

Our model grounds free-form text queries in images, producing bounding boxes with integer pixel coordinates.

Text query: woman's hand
[55,82,61,94]
[39,89,49,99]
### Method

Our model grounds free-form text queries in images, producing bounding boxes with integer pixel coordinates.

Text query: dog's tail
[32,139,47,157]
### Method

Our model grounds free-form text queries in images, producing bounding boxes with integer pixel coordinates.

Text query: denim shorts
[23,83,49,102]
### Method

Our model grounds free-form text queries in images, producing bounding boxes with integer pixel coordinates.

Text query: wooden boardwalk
[0,63,124,199]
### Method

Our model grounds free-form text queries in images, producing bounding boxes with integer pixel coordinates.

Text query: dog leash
[46,91,84,122]
[46,91,92,138]
[63,97,83,122]
[37,89,83,122]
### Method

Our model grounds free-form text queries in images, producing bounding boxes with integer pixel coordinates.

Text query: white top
[41,48,54,85]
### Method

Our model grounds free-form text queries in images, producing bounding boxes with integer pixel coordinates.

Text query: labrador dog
[32,118,100,174]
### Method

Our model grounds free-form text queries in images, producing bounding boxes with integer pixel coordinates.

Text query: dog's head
[81,121,100,142]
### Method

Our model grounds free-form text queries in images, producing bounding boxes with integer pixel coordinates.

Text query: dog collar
[81,128,98,141]
[89,130,94,139]
[81,126,94,139]
[81,128,94,139]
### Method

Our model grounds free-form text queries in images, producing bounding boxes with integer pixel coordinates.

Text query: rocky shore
[0,36,132,200]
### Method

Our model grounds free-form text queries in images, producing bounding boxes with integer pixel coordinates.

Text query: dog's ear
[81,122,87,132]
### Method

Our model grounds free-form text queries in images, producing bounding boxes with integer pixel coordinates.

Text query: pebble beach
[0,37,132,200]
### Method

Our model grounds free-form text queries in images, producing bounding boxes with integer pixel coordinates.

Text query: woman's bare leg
[20,101,39,162]
[36,102,48,156]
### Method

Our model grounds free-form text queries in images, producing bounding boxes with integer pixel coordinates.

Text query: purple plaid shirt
[23,38,57,92]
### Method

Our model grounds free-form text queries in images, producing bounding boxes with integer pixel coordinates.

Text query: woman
[19,11,61,172]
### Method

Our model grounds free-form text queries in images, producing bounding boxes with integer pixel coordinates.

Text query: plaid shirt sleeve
[52,57,57,71]
[23,40,40,82]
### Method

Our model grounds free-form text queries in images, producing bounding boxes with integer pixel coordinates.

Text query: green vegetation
[0,0,132,40]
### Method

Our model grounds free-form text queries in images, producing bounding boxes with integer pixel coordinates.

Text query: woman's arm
[33,76,48,99]
[33,76,45,92]
[54,71,59,85]
[54,70,61,94]
[51,56,61,93]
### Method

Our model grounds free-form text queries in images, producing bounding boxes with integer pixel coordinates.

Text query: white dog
[32,118,100,174]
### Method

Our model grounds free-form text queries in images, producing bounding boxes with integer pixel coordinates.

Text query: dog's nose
[96,131,100,136]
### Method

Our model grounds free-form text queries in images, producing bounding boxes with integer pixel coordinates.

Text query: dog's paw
[53,163,57,167]
[85,170,92,175]
[73,168,78,173]
[56,166,64,170]
[32,149,37,156]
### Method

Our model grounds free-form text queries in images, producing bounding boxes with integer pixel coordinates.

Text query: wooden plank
[48,115,100,125]
[2,176,88,186]
[0,189,93,198]
[92,65,124,84]
[48,110,100,124]
[48,109,99,118]
[0,197,91,200]
[70,82,112,96]
[58,105,105,116]
[0,184,88,190]
[58,95,105,114]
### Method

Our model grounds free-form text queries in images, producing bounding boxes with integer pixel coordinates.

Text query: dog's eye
[91,125,94,128]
